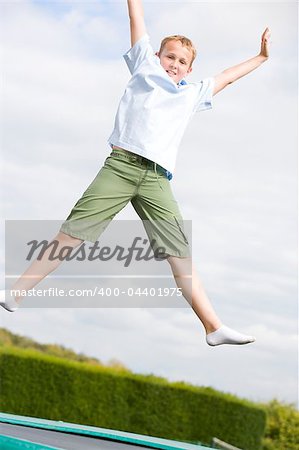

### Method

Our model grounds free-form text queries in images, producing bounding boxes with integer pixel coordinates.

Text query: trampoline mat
[0,422,154,450]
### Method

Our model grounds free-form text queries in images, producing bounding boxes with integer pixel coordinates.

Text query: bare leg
[11,232,83,303]
[167,256,222,334]
[167,256,256,345]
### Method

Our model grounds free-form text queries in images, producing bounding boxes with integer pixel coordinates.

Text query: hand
[260,27,271,58]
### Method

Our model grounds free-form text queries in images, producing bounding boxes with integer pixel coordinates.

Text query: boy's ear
[186,66,193,75]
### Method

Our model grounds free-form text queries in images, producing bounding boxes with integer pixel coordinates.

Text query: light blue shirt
[108,34,214,175]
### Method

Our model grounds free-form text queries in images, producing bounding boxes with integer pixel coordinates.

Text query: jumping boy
[1,0,271,346]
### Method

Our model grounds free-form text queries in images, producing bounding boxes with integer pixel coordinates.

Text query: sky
[0,0,298,408]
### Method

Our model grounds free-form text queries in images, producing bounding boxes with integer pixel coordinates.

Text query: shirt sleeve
[193,77,215,112]
[123,34,153,75]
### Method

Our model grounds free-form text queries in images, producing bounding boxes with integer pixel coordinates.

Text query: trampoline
[0,412,214,450]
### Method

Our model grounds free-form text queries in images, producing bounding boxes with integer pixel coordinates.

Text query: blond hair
[159,35,197,66]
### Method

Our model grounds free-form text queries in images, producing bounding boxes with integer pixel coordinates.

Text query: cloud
[3,49,124,172]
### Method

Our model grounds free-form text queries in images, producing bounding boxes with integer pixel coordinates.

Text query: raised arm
[213,28,271,96]
[127,0,147,47]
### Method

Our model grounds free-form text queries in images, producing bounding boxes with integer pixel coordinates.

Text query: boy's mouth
[166,70,176,76]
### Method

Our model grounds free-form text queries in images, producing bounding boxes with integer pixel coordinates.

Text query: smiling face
[156,40,193,84]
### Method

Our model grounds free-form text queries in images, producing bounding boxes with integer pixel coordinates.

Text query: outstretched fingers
[260,27,271,58]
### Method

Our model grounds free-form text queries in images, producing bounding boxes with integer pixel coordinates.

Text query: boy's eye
[180,61,186,65]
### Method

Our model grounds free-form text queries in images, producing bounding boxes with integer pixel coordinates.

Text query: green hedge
[0,346,266,450]
[262,400,299,450]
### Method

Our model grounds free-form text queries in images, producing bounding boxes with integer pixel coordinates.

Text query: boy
[1,0,270,346]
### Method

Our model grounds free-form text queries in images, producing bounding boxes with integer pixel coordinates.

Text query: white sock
[206,325,256,346]
[0,289,19,312]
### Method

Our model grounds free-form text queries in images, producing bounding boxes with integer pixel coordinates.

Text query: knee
[166,255,192,276]
[55,232,83,248]
[167,255,191,265]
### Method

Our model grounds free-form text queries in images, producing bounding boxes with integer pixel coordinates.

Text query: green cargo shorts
[60,149,190,257]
